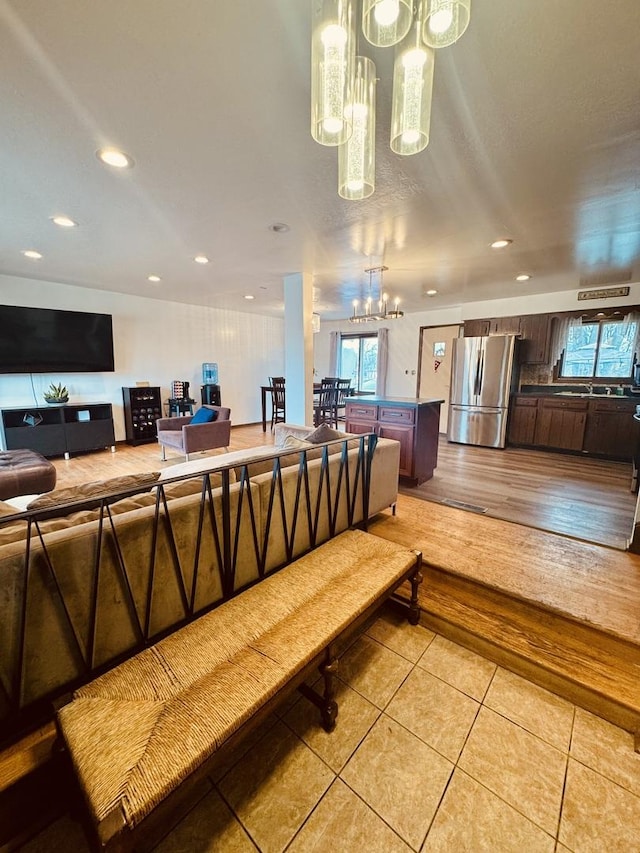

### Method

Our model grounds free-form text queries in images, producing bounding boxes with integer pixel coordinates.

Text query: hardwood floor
[401,436,637,550]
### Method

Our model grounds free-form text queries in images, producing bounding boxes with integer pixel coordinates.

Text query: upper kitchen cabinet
[489,316,522,335]
[463,319,490,337]
[463,313,551,364]
[519,315,551,364]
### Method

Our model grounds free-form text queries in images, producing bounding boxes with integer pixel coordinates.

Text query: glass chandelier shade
[390,21,435,155]
[422,0,471,49]
[338,56,376,200]
[362,0,413,47]
[311,0,356,146]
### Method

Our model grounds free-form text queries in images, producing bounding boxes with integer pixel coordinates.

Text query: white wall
[313,283,640,396]
[0,274,284,440]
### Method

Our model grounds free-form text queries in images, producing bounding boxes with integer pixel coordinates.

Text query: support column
[284,272,314,426]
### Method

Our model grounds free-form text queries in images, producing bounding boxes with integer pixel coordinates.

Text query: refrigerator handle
[477,346,485,395]
[473,347,482,396]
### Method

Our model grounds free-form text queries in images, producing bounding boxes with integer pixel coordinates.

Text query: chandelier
[311,0,472,199]
[350,266,404,322]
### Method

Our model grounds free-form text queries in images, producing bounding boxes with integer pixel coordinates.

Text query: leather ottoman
[0,449,57,501]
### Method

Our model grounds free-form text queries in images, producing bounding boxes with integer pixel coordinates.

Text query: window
[560,319,638,379]
[339,333,378,393]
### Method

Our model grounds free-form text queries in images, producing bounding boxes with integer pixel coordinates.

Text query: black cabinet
[201,384,221,406]
[122,386,162,445]
[1,404,115,458]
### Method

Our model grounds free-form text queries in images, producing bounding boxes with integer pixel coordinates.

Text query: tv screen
[0,305,115,373]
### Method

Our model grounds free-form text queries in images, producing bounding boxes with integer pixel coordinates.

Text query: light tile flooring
[20,606,640,853]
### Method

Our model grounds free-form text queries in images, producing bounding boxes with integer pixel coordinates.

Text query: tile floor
[19,606,640,853]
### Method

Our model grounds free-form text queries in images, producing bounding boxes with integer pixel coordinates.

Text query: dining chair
[313,378,338,427]
[269,377,286,430]
[334,378,352,423]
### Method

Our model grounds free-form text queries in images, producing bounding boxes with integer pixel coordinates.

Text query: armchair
[156,405,231,461]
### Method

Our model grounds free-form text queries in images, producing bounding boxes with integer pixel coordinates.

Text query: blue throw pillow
[190,407,216,424]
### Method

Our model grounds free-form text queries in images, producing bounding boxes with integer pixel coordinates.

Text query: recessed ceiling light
[194,255,209,264]
[491,238,513,249]
[97,148,134,169]
[51,215,77,228]
[148,275,161,283]
[516,273,531,282]
[269,222,290,233]
[426,289,438,296]
[244,294,255,300]
[23,249,42,259]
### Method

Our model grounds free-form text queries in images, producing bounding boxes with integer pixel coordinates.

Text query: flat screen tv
[0,304,115,373]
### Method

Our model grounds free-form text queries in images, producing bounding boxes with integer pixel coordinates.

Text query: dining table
[260,383,322,431]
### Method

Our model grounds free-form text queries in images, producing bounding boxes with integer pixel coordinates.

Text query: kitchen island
[345,396,443,486]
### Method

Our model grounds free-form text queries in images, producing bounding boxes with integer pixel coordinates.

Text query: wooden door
[418,324,462,434]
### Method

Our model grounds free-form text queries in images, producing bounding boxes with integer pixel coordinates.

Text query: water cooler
[201,363,221,406]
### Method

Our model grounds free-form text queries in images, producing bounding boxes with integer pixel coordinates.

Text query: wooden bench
[56,528,423,852]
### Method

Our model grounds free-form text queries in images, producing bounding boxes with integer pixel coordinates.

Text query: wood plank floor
[401,436,637,550]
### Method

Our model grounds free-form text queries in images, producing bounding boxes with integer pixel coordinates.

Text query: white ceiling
[1,0,640,320]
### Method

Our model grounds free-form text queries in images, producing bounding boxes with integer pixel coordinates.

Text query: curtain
[376,328,389,396]
[329,331,339,377]
[549,314,581,368]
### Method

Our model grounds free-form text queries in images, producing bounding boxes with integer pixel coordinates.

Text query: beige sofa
[0,425,400,736]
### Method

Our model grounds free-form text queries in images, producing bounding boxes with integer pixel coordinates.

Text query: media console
[0,403,116,459]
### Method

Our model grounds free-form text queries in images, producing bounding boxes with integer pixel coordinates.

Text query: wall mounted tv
[0,305,115,373]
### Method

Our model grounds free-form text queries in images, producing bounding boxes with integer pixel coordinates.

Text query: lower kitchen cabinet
[534,398,587,452]
[583,398,639,458]
[509,394,639,461]
[345,396,442,485]
[507,397,538,445]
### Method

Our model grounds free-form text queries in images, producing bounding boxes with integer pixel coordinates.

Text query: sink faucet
[605,387,612,395]
[582,383,593,395]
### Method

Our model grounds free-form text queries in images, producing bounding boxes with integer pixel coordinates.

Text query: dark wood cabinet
[0,403,115,459]
[489,316,521,335]
[463,319,490,337]
[508,394,638,460]
[122,386,162,445]
[519,315,550,364]
[464,313,551,364]
[583,398,638,459]
[534,398,587,451]
[345,397,442,485]
[507,396,538,445]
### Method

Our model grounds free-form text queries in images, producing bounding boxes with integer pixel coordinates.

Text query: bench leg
[319,652,339,733]
[298,647,339,733]
[408,551,423,626]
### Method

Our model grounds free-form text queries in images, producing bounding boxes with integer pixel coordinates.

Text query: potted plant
[44,382,69,404]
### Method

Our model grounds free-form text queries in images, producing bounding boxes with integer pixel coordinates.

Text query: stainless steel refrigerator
[447,335,518,448]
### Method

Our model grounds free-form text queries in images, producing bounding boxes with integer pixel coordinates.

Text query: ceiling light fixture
[244,294,255,300]
[422,0,471,48]
[23,249,42,259]
[516,273,531,282]
[312,0,471,198]
[148,275,161,282]
[97,148,134,169]
[426,288,438,295]
[269,222,290,233]
[194,255,210,264]
[491,238,512,249]
[51,215,77,228]
[350,266,404,323]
